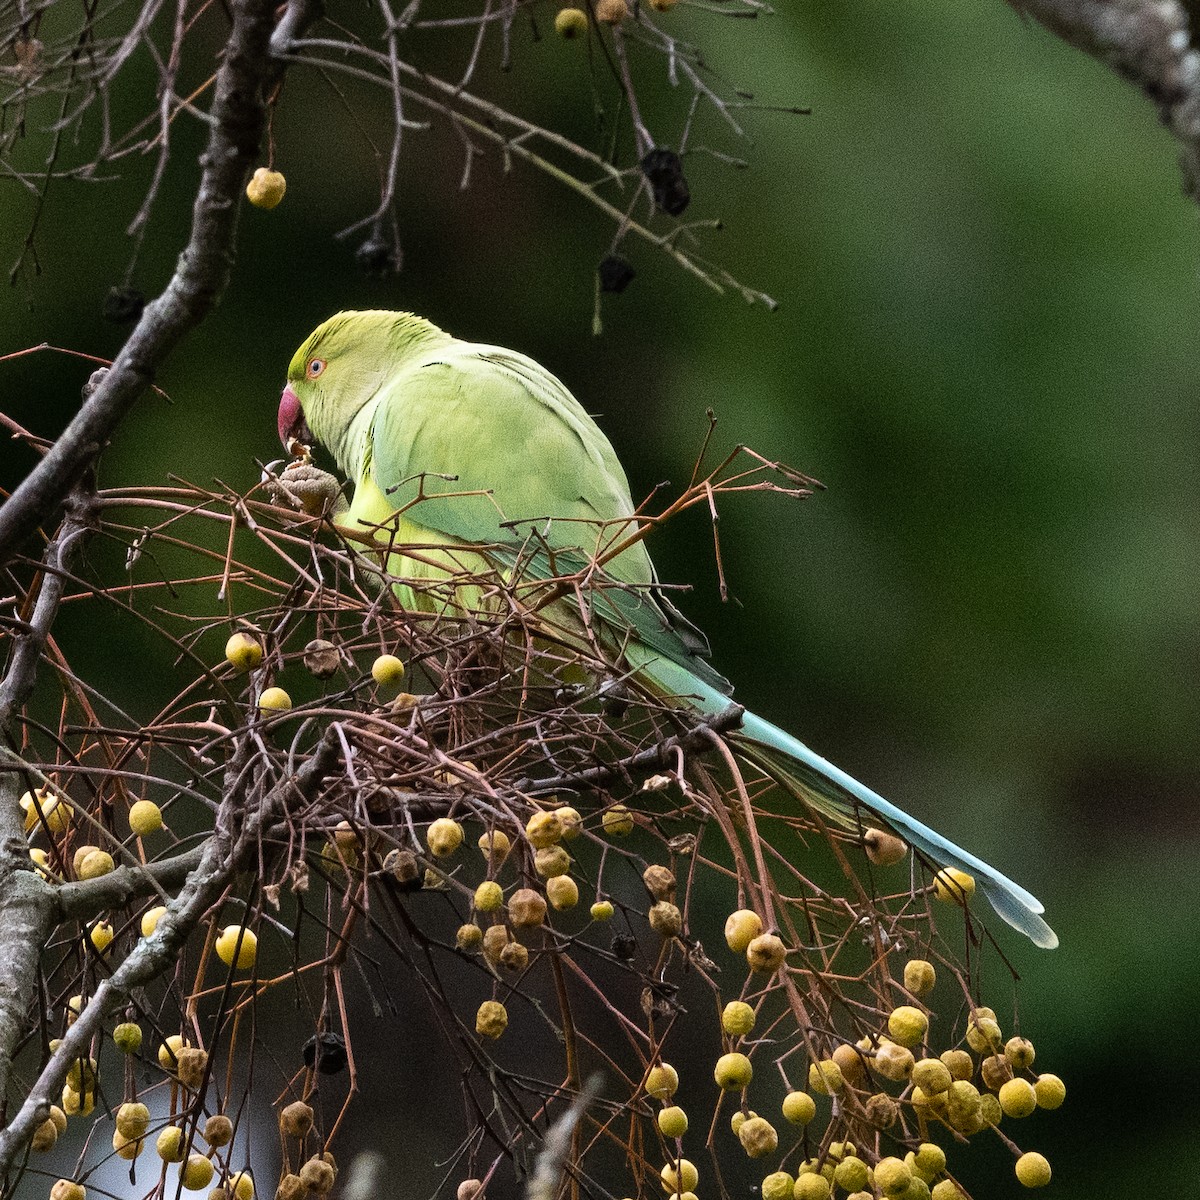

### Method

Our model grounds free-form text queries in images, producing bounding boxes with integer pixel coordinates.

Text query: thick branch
[0,730,341,1177]
[1011,0,1200,201]
[0,0,281,566]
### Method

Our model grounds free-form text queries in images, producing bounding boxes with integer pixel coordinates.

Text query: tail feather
[632,650,1058,950]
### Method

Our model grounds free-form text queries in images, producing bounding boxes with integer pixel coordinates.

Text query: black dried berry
[598,254,636,294]
[640,148,690,216]
[302,1031,348,1074]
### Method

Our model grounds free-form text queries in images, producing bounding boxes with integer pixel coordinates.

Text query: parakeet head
[278,310,450,468]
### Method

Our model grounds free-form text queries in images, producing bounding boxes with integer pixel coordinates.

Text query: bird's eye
[307,358,326,379]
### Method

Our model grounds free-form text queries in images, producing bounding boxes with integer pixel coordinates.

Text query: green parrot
[276,310,1057,950]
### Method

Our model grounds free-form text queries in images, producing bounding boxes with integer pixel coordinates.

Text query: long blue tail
[631,650,1058,950]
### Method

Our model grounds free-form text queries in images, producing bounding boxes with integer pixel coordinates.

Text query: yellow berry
[932,1182,967,1200]
[113,1021,142,1053]
[224,632,262,672]
[980,1092,1003,1125]
[116,1102,150,1139]
[21,788,71,834]
[31,1117,58,1152]
[476,1000,508,1039]
[595,0,627,22]
[555,806,582,839]
[474,881,504,912]
[887,1005,929,1048]
[730,1109,754,1135]
[723,909,762,953]
[215,925,258,969]
[714,1052,753,1090]
[181,1152,214,1190]
[48,1106,67,1135]
[525,810,563,848]
[258,686,292,713]
[157,1034,188,1071]
[456,923,483,951]
[809,1058,843,1094]
[874,1157,912,1197]
[941,1048,974,1080]
[1005,1036,1036,1069]
[761,1172,794,1200]
[746,932,786,973]
[554,6,588,37]
[863,827,908,866]
[933,867,976,903]
[873,1041,915,1081]
[793,1174,831,1200]
[246,167,286,209]
[370,653,405,686]
[659,1159,698,1195]
[77,849,114,880]
[141,905,167,938]
[50,1184,85,1200]
[738,1116,777,1158]
[722,1000,755,1036]
[590,900,615,921]
[88,921,114,952]
[833,1157,869,1193]
[646,1063,679,1099]
[647,0,678,10]
[1034,1073,1066,1109]
[657,1105,688,1138]
[157,1126,186,1162]
[60,1085,93,1116]
[1014,1152,1051,1188]
[912,1057,952,1095]
[915,1143,946,1176]
[546,875,578,909]
[534,845,571,877]
[946,1080,983,1132]
[478,829,511,863]
[601,805,634,836]
[230,1170,255,1200]
[781,1090,816,1125]
[904,958,937,996]
[427,817,464,857]
[966,1016,1003,1053]
[832,1042,866,1085]
[129,799,164,836]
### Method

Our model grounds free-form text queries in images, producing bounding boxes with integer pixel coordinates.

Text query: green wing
[366,341,729,692]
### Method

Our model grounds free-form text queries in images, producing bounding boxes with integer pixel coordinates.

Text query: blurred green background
[3,0,1198,1195]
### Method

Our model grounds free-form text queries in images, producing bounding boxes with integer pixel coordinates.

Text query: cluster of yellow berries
[627,912,1062,1200]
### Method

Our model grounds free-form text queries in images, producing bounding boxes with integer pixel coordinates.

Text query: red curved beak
[277,385,309,449]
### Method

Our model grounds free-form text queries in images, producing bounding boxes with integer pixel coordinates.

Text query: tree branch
[1011,0,1200,201]
[0,0,283,566]
[0,729,342,1177]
